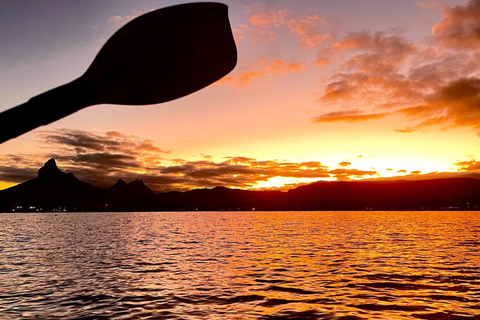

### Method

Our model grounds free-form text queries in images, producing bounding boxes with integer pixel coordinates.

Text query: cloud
[328,168,378,181]
[317,77,480,133]
[312,21,480,135]
[394,78,480,133]
[417,0,445,9]
[218,59,306,87]
[0,130,384,192]
[237,7,288,43]
[248,8,288,27]
[286,15,332,47]
[318,31,416,73]
[314,57,332,67]
[268,59,307,73]
[455,159,480,171]
[237,5,332,47]
[108,13,141,27]
[0,155,44,183]
[33,129,169,186]
[314,32,421,112]
[4,130,478,192]
[433,0,480,49]
[372,170,480,181]
[408,52,480,89]
[0,165,38,184]
[38,129,169,154]
[312,110,389,123]
[57,153,140,170]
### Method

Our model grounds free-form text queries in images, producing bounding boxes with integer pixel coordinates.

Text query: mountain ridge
[1,159,479,212]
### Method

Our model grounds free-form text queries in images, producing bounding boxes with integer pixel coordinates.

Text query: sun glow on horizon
[1,0,480,192]
[251,176,333,190]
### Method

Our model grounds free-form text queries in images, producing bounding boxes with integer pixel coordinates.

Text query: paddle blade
[86,2,237,105]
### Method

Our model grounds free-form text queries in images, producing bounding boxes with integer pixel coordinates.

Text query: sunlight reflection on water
[0,211,479,319]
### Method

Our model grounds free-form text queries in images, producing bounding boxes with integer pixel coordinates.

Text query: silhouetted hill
[282,179,480,210]
[1,159,479,212]
[155,186,283,211]
[0,159,101,211]
[105,178,155,211]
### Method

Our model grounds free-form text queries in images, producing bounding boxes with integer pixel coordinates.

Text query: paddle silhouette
[0,2,237,144]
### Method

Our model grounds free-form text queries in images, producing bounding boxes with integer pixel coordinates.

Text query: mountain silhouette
[1,159,480,212]
[105,178,156,211]
[0,158,101,211]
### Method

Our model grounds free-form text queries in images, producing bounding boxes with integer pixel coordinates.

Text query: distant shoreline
[2,159,480,213]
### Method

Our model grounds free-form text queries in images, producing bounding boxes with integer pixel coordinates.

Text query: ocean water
[0,211,479,320]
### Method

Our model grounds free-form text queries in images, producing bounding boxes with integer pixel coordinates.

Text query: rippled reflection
[0,211,479,319]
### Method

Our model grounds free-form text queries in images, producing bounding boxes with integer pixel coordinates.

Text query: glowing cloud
[218,59,306,87]
[433,0,480,49]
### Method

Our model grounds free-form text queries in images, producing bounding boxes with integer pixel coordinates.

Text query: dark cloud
[38,129,169,154]
[0,129,384,192]
[0,165,37,183]
[394,78,480,133]
[0,155,44,184]
[57,153,141,170]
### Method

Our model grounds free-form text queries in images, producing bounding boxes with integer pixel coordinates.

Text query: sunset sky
[1,0,480,192]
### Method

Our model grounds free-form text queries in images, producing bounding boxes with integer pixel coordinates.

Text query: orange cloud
[316,77,480,134]
[0,130,384,192]
[332,31,417,74]
[266,59,307,73]
[237,6,332,47]
[313,20,480,135]
[249,9,288,27]
[328,168,378,177]
[314,57,332,67]
[433,0,480,49]
[217,59,306,87]
[312,110,389,123]
[286,15,332,47]
[315,32,422,113]
[394,78,480,133]
[455,159,480,171]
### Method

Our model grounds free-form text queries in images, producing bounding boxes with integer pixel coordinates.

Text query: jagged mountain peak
[115,178,127,186]
[126,179,155,196]
[108,178,128,191]
[38,158,64,179]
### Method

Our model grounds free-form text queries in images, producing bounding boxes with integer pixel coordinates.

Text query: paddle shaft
[0,78,92,143]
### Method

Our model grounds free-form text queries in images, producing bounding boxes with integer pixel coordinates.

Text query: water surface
[1,211,479,319]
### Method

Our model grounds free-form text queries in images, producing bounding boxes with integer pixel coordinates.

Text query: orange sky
[1,0,480,192]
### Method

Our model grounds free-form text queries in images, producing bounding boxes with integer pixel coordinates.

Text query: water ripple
[0,211,479,319]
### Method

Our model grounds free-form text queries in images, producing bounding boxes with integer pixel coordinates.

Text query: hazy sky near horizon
[1,0,480,192]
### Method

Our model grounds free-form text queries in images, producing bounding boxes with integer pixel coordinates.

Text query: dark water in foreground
[1,211,479,320]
